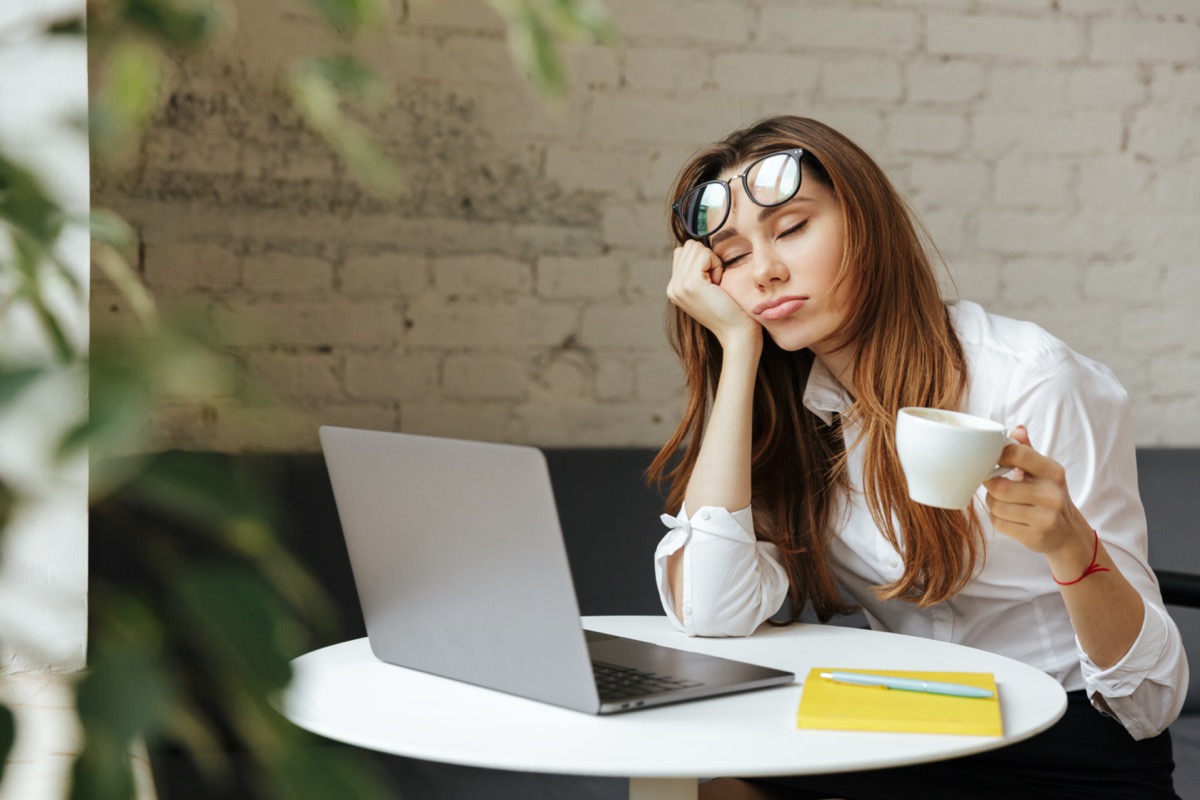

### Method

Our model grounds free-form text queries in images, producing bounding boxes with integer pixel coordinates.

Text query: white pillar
[0,2,90,798]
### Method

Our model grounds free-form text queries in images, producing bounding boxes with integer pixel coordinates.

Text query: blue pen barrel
[821,671,995,699]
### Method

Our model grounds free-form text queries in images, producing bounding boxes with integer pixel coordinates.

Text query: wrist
[719,327,762,360]
[1047,527,1109,586]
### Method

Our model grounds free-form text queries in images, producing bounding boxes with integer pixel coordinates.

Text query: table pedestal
[630,777,697,800]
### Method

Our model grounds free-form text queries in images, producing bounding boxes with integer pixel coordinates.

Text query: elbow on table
[687,599,765,638]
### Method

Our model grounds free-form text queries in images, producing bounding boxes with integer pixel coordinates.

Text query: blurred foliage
[0,0,616,797]
[0,155,83,363]
[87,0,226,167]
[83,451,386,799]
[286,54,401,196]
[487,0,620,98]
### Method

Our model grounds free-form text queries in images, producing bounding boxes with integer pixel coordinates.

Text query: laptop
[319,425,795,714]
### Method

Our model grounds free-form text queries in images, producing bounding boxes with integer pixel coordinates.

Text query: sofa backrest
[1138,448,1200,715]
[181,447,1197,714]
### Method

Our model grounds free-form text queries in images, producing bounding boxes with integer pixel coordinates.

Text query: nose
[753,242,789,288]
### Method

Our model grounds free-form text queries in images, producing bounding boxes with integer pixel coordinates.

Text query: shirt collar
[802,357,854,426]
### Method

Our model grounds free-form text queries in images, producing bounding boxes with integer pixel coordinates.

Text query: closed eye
[720,252,749,268]
[778,220,808,239]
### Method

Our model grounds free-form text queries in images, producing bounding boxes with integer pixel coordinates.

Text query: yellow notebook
[796,667,1002,737]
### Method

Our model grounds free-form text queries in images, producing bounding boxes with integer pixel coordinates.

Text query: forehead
[715,152,811,188]
[715,162,828,210]
[717,157,754,181]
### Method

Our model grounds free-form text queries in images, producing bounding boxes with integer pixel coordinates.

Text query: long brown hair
[647,116,979,621]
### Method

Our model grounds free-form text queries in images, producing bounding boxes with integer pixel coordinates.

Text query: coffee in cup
[895,408,1018,510]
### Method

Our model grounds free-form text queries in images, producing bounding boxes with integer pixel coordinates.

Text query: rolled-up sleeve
[653,504,789,637]
[1078,601,1189,740]
[1009,349,1188,739]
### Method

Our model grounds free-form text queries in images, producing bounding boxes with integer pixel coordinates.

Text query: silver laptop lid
[319,426,601,713]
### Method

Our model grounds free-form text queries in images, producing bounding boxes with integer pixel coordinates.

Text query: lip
[753,296,808,320]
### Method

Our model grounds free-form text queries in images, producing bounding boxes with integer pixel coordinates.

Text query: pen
[819,671,995,699]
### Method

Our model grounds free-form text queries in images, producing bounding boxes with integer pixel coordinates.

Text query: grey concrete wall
[92,0,1200,450]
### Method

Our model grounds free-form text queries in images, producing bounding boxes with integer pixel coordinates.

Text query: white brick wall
[94,0,1200,449]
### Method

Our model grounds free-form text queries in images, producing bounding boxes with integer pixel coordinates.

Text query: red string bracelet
[1052,529,1110,586]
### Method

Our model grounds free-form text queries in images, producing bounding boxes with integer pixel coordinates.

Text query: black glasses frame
[672,148,806,239]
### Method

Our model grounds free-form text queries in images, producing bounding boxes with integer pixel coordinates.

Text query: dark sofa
[1138,449,1200,799]
[132,447,1199,800]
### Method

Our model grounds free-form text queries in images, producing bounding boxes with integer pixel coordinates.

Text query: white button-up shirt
[654,301,1188,739]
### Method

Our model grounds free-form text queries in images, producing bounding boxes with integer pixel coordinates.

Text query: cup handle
[986,436,1021,480]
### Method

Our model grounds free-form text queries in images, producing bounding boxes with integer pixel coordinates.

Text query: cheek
[822,224,848,270]
[787,230,844,280]
[715,271,755,310]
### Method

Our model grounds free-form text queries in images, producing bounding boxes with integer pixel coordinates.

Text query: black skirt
[747,690,1179,800]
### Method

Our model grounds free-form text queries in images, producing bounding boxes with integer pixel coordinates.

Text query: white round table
[282,616,1068,800]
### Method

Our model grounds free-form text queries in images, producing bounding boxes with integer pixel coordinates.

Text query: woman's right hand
[666,240,761,349]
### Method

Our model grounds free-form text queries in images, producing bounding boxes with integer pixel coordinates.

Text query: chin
[766,330,813,353]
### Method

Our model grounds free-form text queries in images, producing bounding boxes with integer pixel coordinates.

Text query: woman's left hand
[986,427,1145,670]
[983,426,1097,573]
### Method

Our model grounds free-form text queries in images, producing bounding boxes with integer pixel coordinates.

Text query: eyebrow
[709,196,816,246]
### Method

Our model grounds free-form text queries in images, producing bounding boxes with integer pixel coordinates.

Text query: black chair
[1138,449,1200,800]
[1155,570,1200,610]
[1151,566,1200,800]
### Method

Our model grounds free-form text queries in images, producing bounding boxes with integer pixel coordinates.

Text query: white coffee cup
[895,408,1018,510]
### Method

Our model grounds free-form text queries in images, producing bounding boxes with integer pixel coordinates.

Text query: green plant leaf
[69,647,173,799]
[0,366,46,405]
[90,241,160,331]
[31,293,77,363]
[485,0,619,101]
[103,39,167,133]
[89,38,168,165]
[548,0,620,44]
[302,53,386,106]
[0,478,16,534]
[0,154,65,245]
[68,304,235,462]
[68,731,135,800]
[301,0,388,35]
[62,349,148,461]
[75,648,175,747]
[0,702,14,787]
[123,0,224,49]
[89,209,138,260]
[128,453,279,531]
[513,9,567,100]
[47,250,86,300]
[287,59,400,197]
[46,14,86,36]
[90,591,169,656]
[176,564,297,690]
[2,227,79,362]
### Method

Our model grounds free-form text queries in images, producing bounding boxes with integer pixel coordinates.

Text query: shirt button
[888,557,901,570]
[699,510,711,520]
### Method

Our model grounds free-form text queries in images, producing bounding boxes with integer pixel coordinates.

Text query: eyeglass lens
[678,151,801,238]
[679,183,730,240]
[746,152,800,207]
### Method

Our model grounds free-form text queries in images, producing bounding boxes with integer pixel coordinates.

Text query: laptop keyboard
[592,660,705,701]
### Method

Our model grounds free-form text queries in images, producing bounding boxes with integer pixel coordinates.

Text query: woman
[649,116,1186,799]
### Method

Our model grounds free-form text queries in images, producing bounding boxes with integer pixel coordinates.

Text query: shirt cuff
[653,504,756,635]
[1077,600,1170,737]
[1079,600,1167,696]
